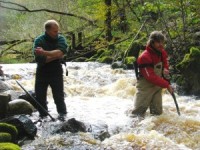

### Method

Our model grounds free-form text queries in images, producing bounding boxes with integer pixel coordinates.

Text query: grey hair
[44,20,59,31]
[147,31,166,46]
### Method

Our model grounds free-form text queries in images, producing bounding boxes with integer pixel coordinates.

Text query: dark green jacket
[33,32,68,74]
[33,32,67,64]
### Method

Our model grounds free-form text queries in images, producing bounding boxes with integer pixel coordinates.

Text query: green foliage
[0,133,11,143]
[0,55,27,64]
[0,143,21,150]
[0,0,199,68]
[0,123,18,143]
[125,57,136,65]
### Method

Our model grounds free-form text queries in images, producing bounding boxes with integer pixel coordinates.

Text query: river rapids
[1,62,200,150]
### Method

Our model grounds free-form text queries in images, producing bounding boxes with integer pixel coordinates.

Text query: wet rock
[0,80,10,93]
[3,90,20,100]
[0,93,11,119]
[18,91,38,109]
[111,61,127,69]
[8,99,35,115]
[0,115,37,139]
[89,123,110,141]
[55,118,86,133]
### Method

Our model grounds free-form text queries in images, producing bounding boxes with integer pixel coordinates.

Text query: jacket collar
[146,45,162,56]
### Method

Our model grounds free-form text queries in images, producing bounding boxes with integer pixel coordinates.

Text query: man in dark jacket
[33,20,67,120]
[132,31,173,117]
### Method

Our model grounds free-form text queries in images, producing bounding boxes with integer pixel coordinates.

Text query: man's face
[152,41,164,51]
[47,24,59,38]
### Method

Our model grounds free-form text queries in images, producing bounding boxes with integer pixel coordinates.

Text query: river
[1,62,200,150]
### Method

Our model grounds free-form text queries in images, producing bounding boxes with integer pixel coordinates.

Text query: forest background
[0,0,200,95]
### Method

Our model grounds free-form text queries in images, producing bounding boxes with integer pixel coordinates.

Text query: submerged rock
[55,118,86,133]
[89,122,110,141]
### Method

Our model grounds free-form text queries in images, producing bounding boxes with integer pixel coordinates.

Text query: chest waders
[132,62,163,117]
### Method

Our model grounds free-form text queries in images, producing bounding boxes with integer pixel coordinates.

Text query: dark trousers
[35,72,67,116]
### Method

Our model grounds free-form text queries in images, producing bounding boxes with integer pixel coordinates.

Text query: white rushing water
[1,62,200,150]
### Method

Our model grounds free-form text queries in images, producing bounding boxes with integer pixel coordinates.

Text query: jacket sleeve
[32,37,46,64]
[57,36,68,55]
[162,49,169,70]
[138,54,169,88]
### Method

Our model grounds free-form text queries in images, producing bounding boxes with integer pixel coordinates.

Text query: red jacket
[137,45,169,88]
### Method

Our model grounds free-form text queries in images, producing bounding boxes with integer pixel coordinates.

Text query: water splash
[1,62,200,150]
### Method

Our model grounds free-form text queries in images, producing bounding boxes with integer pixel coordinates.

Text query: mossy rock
[124,57,136,69]
[176,47,200,95]
[125,57,136,64]
[99,49,112,58]
[98,56,113,64]
[73,57,87,62]
[0,143,21,150]
[97,49,105,56]
[177,47,200,73]
[86,57,97,62]
[0,123,18,142]
[0,132,11,143]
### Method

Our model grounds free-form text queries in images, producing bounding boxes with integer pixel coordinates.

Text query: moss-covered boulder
[0,123,18,143]
[73,57,88,62]
[176,47,200,95]
[0,133,12,143]
[0,143,21,150]
[124,57,136,69]
[98,56,113,64]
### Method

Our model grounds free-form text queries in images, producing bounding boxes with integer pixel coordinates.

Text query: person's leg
[150,89,162,115]
[131,79,155,117]
[50,74,67,115]
[35,75,48,117]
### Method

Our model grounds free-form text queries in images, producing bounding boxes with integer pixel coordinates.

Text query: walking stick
[16,80,55,121]
[164,75,181,116]
[170,92,181,116]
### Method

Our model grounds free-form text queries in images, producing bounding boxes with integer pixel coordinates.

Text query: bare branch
[0,1,96,26]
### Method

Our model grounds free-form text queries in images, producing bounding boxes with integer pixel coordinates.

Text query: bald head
[44,20,59,38]
[44,20,59,31]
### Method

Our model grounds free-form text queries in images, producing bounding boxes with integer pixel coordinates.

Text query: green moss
[99,49,112,58]
[0,133,12,143]
[0,143,21,150]
[98,56,113,64]
[97,49,105,56]
[177,47,200,73]
[73,57,87,62]
[0,123,18,142]
[124,57,136,65]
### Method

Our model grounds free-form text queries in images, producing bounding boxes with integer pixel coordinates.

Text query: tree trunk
[105,0,113,42]
[77,32,83,50]
[71,33,76,49]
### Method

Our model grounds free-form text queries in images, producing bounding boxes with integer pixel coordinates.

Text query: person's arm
[35,48,64,63]
[35,35,68,63]
[33,37,47,64]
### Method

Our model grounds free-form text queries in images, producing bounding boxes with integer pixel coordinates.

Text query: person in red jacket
[131,31,173,117]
